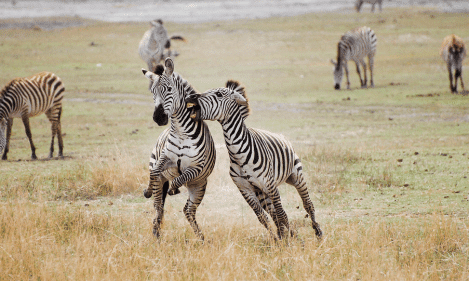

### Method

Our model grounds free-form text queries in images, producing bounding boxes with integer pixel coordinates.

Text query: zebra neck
[168,76,201,137]
[221,112,250,158]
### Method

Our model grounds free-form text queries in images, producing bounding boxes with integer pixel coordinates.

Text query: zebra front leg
[264,185,291,239]
[235,182,278,240]
[2,118,13,160]
[184,183,207,241]
[167,166,201,195]
[286,166,322,239]
[144,155,172,198]
[21,115,37,160]
[354,60,365,88]
[344,63,351,90]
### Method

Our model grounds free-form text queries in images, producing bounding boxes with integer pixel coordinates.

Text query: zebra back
[337,26,377,64]
[0,72,64,120]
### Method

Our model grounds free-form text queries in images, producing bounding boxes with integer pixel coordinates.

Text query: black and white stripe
[331,26,377,90]
[0,72,64,160]
[142,58,216,240]
[440,34,466,94]
[186,81,322,240]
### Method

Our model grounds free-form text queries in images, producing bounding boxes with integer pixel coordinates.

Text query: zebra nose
[334,84,340,90]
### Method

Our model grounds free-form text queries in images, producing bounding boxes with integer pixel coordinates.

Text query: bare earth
[0,0,468,25]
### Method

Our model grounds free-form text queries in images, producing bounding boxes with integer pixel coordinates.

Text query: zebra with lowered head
[141,58,216,241]
[0,72,64,160]
[440,34,466,94]
[138,19,185,75]
[355,0,383,13]
[331,26,377,90]
[185,81,322,240]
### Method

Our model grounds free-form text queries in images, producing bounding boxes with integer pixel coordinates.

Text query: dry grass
[1,201,467,280]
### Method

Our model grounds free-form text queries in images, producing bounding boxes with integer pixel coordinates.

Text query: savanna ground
[1,6,469,280]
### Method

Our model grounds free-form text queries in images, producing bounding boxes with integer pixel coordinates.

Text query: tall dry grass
[1,201,467,280]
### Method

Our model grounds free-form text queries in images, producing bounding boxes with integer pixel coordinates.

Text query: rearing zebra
[355,0,383,13]
[141,58,216,241]
[0,72,64,160]
[138,19,185,75]
[440,34,466,94]
[185,81,322,240]
[331,26,377,90]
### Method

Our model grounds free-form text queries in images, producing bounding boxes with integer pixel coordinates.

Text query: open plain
[0,1,468,280]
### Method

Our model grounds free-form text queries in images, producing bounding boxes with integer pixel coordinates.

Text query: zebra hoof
[143,188,153,198]
[313,224,323,239]
[168,188,180,196]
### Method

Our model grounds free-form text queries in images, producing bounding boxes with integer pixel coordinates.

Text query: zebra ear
[330,59,337,66]
[164,58,174,76]
[232,92,248,106]
[142,68,160,82]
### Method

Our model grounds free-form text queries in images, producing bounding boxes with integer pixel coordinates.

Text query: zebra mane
[226,80,250,119]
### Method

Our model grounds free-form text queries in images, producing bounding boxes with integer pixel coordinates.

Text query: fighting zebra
[440,34,466,94]
[355,0,383,13]
[331,26,377,90]
[0,72,64,160]
[185,81,322,240]
[141,58,216,240]
[138,19,185,76]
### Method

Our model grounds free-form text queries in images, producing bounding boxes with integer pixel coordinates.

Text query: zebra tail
[170,35,186,42]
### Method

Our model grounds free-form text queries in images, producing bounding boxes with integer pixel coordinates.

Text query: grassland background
[0,6,468,280]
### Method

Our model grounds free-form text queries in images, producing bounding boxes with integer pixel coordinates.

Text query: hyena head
[186,80,249,123]
[142,58,178,126]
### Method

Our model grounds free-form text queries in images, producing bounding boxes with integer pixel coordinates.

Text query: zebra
[355,0,383,13]
[185,81,322,240]
[440,34,466,94]
[138,19,185,75]
[0,72,64,160]
[141,58,216,240]
[331,26,377,90]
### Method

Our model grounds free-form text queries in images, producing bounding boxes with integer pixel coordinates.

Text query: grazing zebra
[185,81,322,240]
[331,26,377,90]
[141,58,216,240]
[355,0,383,13]
[440,34,466,94]
[138,19,185,75]
[0,72,64,160]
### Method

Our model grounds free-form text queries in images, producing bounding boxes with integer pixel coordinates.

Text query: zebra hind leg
[184,183,207,241]
[152,179,169,238]
[286,164,322,239]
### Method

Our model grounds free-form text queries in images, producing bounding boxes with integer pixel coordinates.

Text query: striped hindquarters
[338,26,377,62]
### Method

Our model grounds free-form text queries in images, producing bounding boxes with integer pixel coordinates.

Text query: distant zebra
[331,26,377,90]
[0,72,64,160]
[141,58,216,240]
[355,0,383,13]
[185,81,322,240]
[440,34,466,94]
[138,19,185,75]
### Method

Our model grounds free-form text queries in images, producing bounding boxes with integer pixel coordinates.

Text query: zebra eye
[168,86,172,92]
[215,92,222,98]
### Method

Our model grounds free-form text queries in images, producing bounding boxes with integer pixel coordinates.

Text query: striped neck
[168,74,202,137]
[220,109,250,160]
